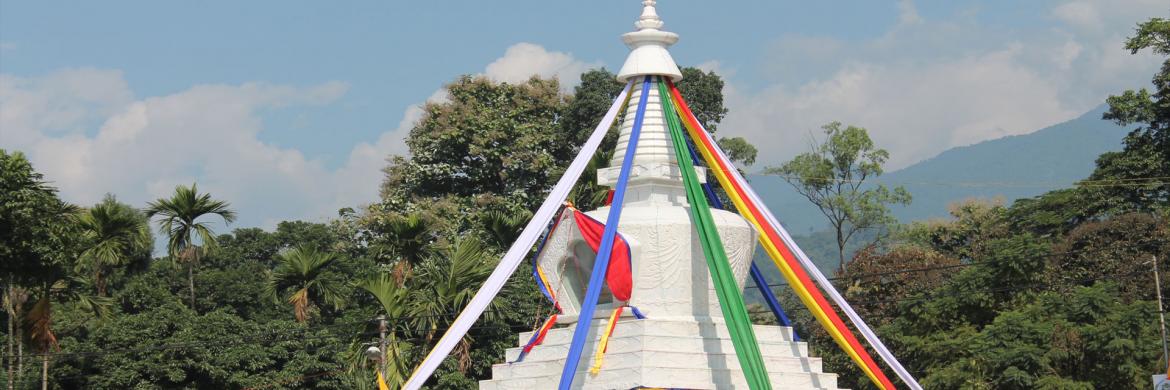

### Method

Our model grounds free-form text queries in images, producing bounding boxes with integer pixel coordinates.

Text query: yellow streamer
[377,371,390,390]
[589,307,624,374]
[535,265,558,302]
[670,92,887,389]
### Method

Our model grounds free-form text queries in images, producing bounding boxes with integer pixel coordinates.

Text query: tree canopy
[766,122,912,270]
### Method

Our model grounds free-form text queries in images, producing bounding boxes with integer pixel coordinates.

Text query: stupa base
[479,317,846,390]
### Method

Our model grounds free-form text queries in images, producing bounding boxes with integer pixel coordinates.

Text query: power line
[2,309,527,361]
[753,172,1170,189]
[753,269,1150,317]
[6,325,376,362]
[32,322,541,386]
[242,368,348,390]
[850,269,1149,307]
[744,242,1146,292]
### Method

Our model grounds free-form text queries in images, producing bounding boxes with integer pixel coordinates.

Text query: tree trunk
[15,325,22,387]
[94,269,107,297]
[39,353,47,390]
[187,262,196,311]
[6,284,13,390]
[836,228,847,272]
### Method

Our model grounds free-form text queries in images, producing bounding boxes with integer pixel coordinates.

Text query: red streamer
[572,209,634,302]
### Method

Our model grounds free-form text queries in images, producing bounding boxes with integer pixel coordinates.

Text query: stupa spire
[634,0,665,30]
[600,1,696,200]
[616,0,682,82]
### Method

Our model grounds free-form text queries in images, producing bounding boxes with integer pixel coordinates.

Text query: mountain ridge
[748,104,1130,234]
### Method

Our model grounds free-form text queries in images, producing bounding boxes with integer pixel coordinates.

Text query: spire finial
[635,0,664,30]
[615,0,681,82]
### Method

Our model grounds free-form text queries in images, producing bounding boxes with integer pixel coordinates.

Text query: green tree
[1047,213,1169,301]
[479,210,532,248]
[356,274,413,388]
[716,136,758,166]
[901,283,1162,389]
[408,238,497,372]
[62,302,344,389]
[561,69,626,148]
[26,274,112,390]
[266,246,345,323]
[0,150,86,390]
[75,195,152,297]
[568,149,616,210]
[676,67,730,133]
[145,184,237,310]
[380,76,570,213]
[1089,18,1170,213]
[368,212,436,285]
[765,122,911,269]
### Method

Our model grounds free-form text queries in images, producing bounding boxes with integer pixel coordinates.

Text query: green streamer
[658,78,772,389]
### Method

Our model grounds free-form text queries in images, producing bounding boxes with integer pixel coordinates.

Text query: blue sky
[0,0,1164,230]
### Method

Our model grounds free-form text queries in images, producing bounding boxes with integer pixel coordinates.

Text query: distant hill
[747,105,1130,234]
[743,105,1132,296]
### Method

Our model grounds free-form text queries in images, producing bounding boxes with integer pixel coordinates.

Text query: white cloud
[483,43,601,89]
[1,72,353,227]
[720,0,1163,170]
[0,68,134,143]
[1053,2,1103,32]
[1,43,598,231]
[897,0,923,25]
[1052,0,1164,36]
[695,60,737,79]
[726,46,1079,168]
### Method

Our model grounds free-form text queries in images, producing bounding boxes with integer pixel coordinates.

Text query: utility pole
[377,315,388,380]
[1155,255,1169,371]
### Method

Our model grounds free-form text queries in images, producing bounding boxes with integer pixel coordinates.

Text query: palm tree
[480,210,532,248]
[569,149,615,210]
[266,246,344,323]
[26,275,111,390]
[374,213,434,285]
[145,184,236,310]
[407,238,497,373]
[75,195,152,296]
[4,285,28,390]
[357,274,412,388]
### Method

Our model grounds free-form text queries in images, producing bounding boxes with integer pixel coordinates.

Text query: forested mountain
[751,104,1131,235]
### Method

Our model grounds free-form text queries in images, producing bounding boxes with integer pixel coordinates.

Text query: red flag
[572,209,633,301]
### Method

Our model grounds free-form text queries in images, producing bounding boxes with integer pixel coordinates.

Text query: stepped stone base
[479,317,845,390]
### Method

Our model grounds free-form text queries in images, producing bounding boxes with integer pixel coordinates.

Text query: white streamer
[692,120,923,390]
[402,82,632,390]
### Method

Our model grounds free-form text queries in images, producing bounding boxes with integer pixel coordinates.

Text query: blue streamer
[630,306,646,320]
[558,76,653,388]
[749,262,797,338]
[683,126,798,340]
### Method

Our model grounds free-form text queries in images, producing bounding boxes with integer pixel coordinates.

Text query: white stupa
[479,2,843,389]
